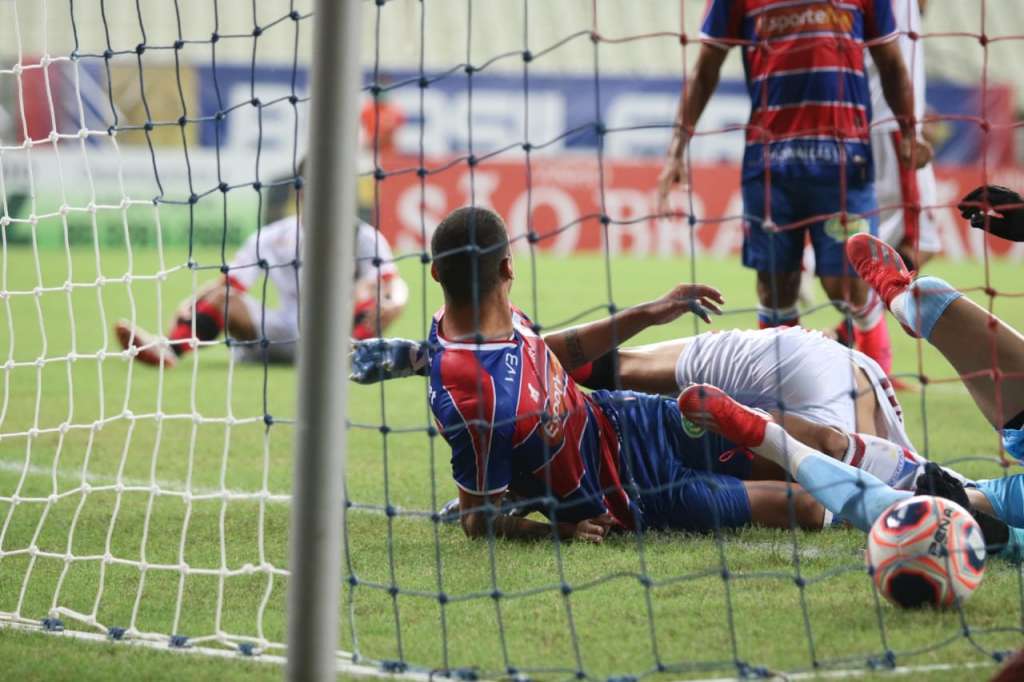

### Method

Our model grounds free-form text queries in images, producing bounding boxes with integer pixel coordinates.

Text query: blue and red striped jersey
[701,0,898,184]
[428,306,635,528]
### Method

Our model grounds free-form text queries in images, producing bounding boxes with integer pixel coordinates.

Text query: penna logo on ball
[756,4,853,38]
[926,507,954,559]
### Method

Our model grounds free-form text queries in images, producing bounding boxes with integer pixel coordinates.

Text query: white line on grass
[0,619,1000,682]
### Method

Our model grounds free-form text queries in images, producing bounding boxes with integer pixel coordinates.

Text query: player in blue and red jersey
[656,0,932,377]
[428,206,830,542]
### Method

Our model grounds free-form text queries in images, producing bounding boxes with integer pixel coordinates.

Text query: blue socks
[892,276,963,340]
[794,455,910,533]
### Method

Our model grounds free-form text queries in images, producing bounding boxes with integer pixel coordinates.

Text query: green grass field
[1,243,1023,681]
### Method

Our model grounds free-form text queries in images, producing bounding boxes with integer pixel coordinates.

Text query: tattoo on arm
[564,328,586,369]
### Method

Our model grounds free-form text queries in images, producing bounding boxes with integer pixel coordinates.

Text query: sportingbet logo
[757,4,853,37]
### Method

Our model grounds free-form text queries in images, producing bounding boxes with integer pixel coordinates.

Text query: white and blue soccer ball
[866,495,986,609]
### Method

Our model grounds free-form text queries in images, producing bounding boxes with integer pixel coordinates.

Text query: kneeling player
[429,206,839,541]
[115,166,407,367]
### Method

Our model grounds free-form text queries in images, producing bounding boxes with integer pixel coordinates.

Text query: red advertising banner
[373,155,1024,262]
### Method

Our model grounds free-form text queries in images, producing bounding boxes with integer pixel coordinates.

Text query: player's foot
[845,234,917,336]
[114,320,177,368]
[678,384,770,448]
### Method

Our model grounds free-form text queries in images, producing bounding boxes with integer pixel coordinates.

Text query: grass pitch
[1,243,1023,680]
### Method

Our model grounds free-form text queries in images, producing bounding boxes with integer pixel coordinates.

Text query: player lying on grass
[356,312,941,491]
[846,232,1024,524]
[422,205,962,542]
[426,205,845,540]
[677,383,1024,560]
[115,162,408,367]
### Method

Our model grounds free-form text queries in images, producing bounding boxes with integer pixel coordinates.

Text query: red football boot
[677,384,771,448]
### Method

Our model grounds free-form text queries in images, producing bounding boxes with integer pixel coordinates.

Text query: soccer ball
[866,495,986,608]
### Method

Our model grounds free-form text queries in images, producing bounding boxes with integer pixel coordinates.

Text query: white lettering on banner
[384,87,747,161]
[395,182,447,253]
[458,170,500,210]
[225,84,305,165]
[655,190,709,257]
[508,186,581,256]
[389,88,567,158]
[603,188,651,256]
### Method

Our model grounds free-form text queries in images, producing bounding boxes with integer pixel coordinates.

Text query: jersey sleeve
[700,0,742,49]
[864,0,898,42]
[433,350,514,495]
[355,223,398,282]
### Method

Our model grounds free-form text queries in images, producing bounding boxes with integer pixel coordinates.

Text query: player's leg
[679,384,909,532]
[741,179,804,328]
[115,277,258,367]
[811,183,893,375]
[847,233,1024,459]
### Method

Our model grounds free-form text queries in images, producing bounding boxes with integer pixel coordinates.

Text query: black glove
[958,184,1024,242]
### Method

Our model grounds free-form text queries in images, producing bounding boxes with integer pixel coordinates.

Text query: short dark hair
[431,206,510,306]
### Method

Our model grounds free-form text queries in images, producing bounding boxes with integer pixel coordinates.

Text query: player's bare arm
[656,43,728,216]
[543,283,723,370]
[868,39,932,169]
[457,488,613,543]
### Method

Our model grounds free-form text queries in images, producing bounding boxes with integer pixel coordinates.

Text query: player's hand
[569,513,616,543]
[349,337,429,384]
[656,137,689,218]
[957,185,1024,243]
[643,284,724,325]
[897,135,932,170]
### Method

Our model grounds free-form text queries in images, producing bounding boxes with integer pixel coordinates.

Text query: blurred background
[0,0,1020,259]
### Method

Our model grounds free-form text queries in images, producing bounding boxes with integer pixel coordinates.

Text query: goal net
[1,0,1023,679]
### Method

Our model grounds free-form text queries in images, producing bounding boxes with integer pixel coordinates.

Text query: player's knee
[674,477,750,532]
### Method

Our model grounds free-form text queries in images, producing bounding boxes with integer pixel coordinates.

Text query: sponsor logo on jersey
[823,214,869,242]
[682,416,706,439]
[757,4,854,38]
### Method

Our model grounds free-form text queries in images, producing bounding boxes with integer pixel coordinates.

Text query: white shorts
[674,327,914,450]
[872,128,941,254]
[231,293,299,364]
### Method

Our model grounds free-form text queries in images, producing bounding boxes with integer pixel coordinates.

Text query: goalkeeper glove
[958,185,1024,242]
[349,337,429,384]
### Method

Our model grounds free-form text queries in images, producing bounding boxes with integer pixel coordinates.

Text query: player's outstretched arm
[958,185,1024,243]
[457,488,613,543]
[543,283,723,371]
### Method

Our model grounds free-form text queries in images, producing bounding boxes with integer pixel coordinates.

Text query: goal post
[286,0,362,680]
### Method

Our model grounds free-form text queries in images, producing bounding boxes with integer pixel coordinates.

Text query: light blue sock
[975,474,1024,528]
[795,455,910,532]
[1001,526,1024,564]
[1002,428,1024,464]
[898,276,962,340]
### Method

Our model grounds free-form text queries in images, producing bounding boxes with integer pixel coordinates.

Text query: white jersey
[866,0,925,134]
[674,327,913,451]
[227,217,399,363]
[228,216,398,310]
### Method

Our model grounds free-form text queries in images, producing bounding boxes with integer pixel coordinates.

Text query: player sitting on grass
[846,231,1024,526]
[115,163,407,367]
[677,383,1024,560]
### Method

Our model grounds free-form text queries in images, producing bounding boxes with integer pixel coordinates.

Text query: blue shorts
[741,179,879,277]
[592,390,752,533]
[975,474,1024,529]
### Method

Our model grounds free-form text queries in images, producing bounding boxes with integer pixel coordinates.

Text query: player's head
[430,206,512,308]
